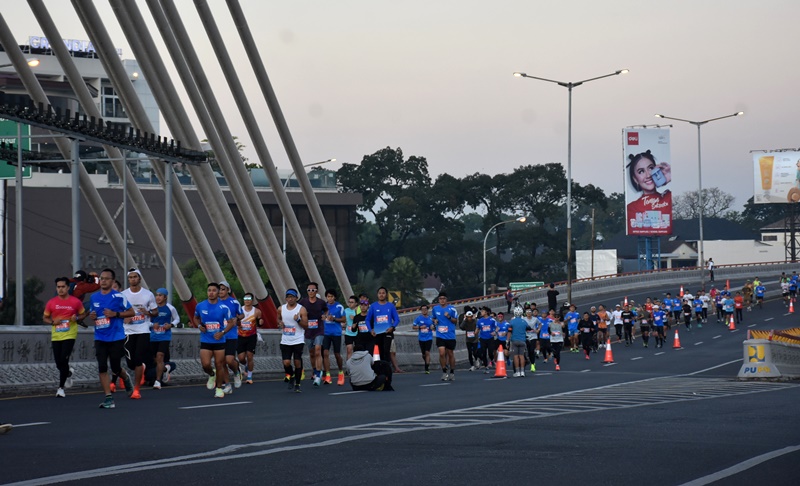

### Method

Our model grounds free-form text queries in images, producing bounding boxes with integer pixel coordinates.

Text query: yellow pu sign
[748,345,766,363]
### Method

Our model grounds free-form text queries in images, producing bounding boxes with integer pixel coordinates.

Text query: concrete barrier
[737,339,800,380]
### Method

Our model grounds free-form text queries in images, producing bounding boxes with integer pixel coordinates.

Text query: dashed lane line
[694,342,704,345]
[178,401,252,410]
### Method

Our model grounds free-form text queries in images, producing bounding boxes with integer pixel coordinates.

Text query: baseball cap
[465,311,474,317]
[285,289,299,298]
[156,287,169,296]
[219,280,231,290]
[127,268,142,279]
[74,270,87,280]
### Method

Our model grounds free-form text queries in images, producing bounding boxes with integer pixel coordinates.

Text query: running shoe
[337,373,345,386]
[99,396,115,409]
[56,388,65,398]
[206,373,216,390]
[65,367,74,389]
[442,372,449,381]
[469,366,476,371]
[164,364,171,383]
[301,370,306,381]
[585,354,590,360]
[513,372,520,377]
[109,382,116,393]
[483,368,490,374]
[555,364,561,371]
[153,380,161,390]
[530,363,536,372]
[284,373,291,383]
[233,371,242,389]
[323,374,332,385]
[246,373,253,385]
[223,383,233,395]
[449,373,455,382]
[130,388,142,399]
[313,376,321,387]
[520,371,525,377]
[214,387,224,399]
[122,375,134,397]
[294,384,302,393]
[0,423,11,434]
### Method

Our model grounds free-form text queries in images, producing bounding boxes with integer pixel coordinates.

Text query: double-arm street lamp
[513,69,628,302]
[654,111,743,287]
[483,216,527,296]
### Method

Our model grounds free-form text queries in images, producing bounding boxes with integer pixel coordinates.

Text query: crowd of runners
[36,267,781,408]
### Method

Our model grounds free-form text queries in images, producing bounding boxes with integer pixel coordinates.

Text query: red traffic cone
[602,339,615,363]
[729,314,736,330]
[790,300,795,314]
[624,296,628,306]
[726,279,730,291]
[494,345,508,378]
[679,285,684,298]
[373,344,381,363]
[673,329,682,349]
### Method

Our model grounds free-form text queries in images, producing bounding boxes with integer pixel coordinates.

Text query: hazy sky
[3,1,800,211]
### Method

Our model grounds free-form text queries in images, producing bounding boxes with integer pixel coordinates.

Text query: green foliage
[0,276,46,325]
[381,257,424,307]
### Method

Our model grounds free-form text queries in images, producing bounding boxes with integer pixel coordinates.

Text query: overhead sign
[752,151,800,204]
[509,282,545,291]
[0,118,32,179]
[28,35,122,56]
[623,128,672,236]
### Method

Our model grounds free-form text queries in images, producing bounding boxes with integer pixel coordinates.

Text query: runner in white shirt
[699,291,710,324]
[279,289,308,393]
[121,268,157,400]
[612,304,624,343]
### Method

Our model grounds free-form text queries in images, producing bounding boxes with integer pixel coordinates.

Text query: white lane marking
[631,357,643,361]
[11,422,50,428]
[748,324,757,328]
[580,369,591,373]
[713,335,721,339]
[330,391,367,395]
[420,383,450,387]
[765,317,774,321]
[178,401,252,410]
[603,363,617,367]
[655,352,665,356]
[686,359,741,376]
[680,444,800,486]
[730,329,739,333]
[694,342,704,346]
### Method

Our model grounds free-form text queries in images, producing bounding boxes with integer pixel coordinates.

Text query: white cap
[219,280,231,290]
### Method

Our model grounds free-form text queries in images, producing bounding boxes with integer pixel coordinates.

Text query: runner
[300,282,327,387]
[564,304,580,352]
[279,289,308,393]
[652,304,666,348]
[121,268,158,400]
[755,282,766,309]
[539,310,554,362]
[682,298,693,330]
[507,307,530,377]
[412,304,434,374]
[612,304,624,343]
[43,277,87,397]
[734,291,744,324]
[365,287,400,365]
[723,291,735,327]
[693,293,704,328]
[353,294,373,353]
[89,268,135,409]
[621,304,635,346]
[477,307,495,373]
[237,293,262,385]
[742,281,754,311]
[638,305,652,348]
[431,291,458,381]
[459,307,480,371]
[578,311,594,360]
[493,310,510,370]
[524,308,541,372]
[150,288,179,389]
[218,281,244,393]
[343,295,359,362]
[781,277,790,307]
[549,313,565,371]
[714,290,725,323]
[321,289,346,385]
[790,272,799,302]
[193,283,235,398]
[597,304,610,348]
[588,306,601,353]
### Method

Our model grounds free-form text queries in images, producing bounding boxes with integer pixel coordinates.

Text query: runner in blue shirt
[365,287,400,362]
[564,305,580,353]
[432,292,458,381]
[508,307,531,377]
[723,292,735,327]
[150,288,179,389]
[218,281,244,391]
[322,289,346,385]
[194,283,235,399]
[652,305,666,348]
[89,268,135,409]
[755,284,766,309]
[693,297,704,328]
[343,295,358,362]
[539,310,553,362]
[476,307,495,373]
[412,304,434,374]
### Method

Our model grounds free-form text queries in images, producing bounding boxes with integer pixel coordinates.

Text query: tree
[738,196,788,233]
[381,257,424,307]
[201,136,249,174]
[0,276,46,325]
[673,187,735,219]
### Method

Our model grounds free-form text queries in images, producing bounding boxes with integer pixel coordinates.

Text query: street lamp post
[282,158,335,257]
[513,69,628,303]
[654,112,743,287]
[482,216,526,296]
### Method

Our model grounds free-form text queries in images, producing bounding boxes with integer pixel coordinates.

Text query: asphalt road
[2,276,799,486]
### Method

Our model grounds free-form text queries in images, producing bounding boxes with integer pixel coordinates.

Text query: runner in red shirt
[43,277,88,398]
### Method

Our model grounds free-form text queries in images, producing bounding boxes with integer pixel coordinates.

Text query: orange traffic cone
[373,344,381,363]
[624,296,628,306]
[729,314,736,330]
[602,339,615,363]
[726,279,730,291]
[673,329,682,349]
[679,285,684,297]
[494,345,508,378]
[790,300,795,314]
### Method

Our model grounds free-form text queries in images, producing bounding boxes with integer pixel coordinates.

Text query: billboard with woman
[623,128,672,236]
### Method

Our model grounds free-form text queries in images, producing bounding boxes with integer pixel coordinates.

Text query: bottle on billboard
[759,156,774,190]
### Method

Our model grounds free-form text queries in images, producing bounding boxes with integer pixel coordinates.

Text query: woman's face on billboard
[633,158,657,193]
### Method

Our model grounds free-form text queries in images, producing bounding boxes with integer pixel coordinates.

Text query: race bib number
[308,319,318,329]
[95,317,110,329]
[466,331,475,338]
[420,327,430,334]
[482,325,491,332]
[205,322,221,332]
[540,332,549,339]
[152,325,165,334]
[376,315,389,325]
[241,322,253,331]
[55,319,71,332]
[131,314,146,324]
[498,331,507,337]
[358,323,369,332]
[283,326,296,336]
[437,325,448,334]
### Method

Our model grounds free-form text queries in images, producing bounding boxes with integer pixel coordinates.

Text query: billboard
[623,128,672,236]
[0,118,32,180]
[752,151,800,204]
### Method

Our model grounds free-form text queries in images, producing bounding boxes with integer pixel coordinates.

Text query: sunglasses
[307,289,317,293]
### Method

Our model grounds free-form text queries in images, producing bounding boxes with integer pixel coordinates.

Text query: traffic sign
[509,282,545,291]
[0,118,32,179]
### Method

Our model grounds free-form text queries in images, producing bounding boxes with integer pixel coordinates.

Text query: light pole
[513,69,628,303]
[654,111,743,287]
[282,158,336,257]
[483,216,526,296]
